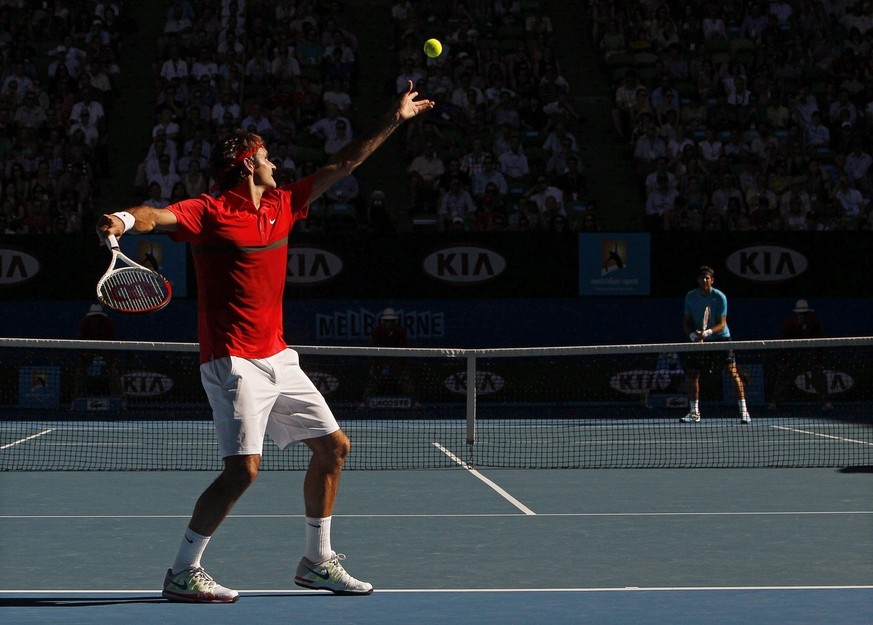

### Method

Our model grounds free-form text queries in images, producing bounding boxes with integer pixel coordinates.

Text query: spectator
[324,119,353,156]
[240,102,274,141]
[496,133,530,190]
[362,308,415,400]
[612,71,644,140]
[437,176,476,229]
[804,111,831,147]
[644,173,679,230]
[407,143,445,210]
[324,173,359,205]
[160,46,190,84]
[471,154,508,199]
[696,128,723,164]
[182,158,207,198]
[150,154,182,201]
[831,176,869,226]
[845,137,872,195]
[69,88,105,130]
[321,78,352,114]
[768,299,833,411]
[634,123,667,175]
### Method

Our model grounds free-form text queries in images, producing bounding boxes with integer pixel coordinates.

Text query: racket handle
[105,234,119,249]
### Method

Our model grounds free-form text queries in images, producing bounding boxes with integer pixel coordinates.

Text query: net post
[466,353,477,445]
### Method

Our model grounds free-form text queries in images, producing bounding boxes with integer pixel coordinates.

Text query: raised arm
[307,80,434,203]
[96,205,180,240]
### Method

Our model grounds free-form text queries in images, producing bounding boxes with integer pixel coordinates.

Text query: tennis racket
[699,305,711,341]
[96,234,172,313]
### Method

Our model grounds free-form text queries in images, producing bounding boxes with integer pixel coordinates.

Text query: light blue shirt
[684,287,730,339]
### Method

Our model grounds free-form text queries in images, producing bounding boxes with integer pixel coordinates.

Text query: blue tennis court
[1,468,871,624]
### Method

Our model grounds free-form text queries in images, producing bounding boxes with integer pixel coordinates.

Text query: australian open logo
[601,239,628,276]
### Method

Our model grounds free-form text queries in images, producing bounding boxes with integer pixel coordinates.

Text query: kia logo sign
[725,245,807,282]
[795,370,853,395]
[0,248,40,286]
[610,370,673,395]
[122,372,174,397]
[443,370,505,395]
[423,246,506,284]
[286,247,343,284]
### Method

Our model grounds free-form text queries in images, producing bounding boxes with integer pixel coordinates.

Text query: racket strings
[99,268,170,312]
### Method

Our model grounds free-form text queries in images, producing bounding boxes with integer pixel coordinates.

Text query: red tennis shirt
[167,176,313,363]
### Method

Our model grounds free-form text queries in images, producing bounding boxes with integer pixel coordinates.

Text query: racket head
[97,266,173,313]
[701,305,711,331]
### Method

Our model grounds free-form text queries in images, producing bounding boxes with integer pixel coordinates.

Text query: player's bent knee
[309,430,350,467]
[221,454,261,491]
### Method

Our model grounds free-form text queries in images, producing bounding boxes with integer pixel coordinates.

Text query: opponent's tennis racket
[96,234,172,313]
[700,305,711,339]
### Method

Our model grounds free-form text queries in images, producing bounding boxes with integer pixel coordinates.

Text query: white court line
[432,443,536,515]
[1,585,871,594]
[2,510,871,520]
[773,425,873,446]
[0,429,53,450]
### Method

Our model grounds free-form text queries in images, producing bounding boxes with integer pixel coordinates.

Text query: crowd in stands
[597,0,873,231]
[0,1,124,235]
[393,0,593,232]
[132,0,375,232]
[4,1,871,235]
[134,0,592,233]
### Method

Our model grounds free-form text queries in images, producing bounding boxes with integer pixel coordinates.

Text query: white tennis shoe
[680,412,701,423]
[294,552,373,595]
[162,567,239,603]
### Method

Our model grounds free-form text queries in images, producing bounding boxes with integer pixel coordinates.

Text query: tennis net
[1,337,871,470]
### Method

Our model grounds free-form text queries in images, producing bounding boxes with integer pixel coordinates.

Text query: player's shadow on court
[840,466,873,473]
[0,597,165,607]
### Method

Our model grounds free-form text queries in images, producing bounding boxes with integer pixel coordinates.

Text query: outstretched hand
[397,80,434,121]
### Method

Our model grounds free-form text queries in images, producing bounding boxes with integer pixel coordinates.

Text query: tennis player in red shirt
[97,82,433,603]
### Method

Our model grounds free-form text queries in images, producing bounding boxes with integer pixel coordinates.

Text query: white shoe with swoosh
[294,552,374,595]
[161,567,239,603]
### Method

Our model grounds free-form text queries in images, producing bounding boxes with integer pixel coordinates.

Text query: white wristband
[112,211,135,233]
[689,332,698,342]
[703,329,713,337]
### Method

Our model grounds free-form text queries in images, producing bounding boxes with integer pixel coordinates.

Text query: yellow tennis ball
[423,38,442,58]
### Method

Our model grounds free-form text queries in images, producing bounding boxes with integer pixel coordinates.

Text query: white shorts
[200,348,340,458]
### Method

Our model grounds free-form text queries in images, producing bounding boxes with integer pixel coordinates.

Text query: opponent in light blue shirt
[680,265,750,424]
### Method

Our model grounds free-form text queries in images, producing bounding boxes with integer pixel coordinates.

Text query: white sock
[690,399,699,413]
[738,399,748,415]
[305,516,332,563]
[172,528,210,574]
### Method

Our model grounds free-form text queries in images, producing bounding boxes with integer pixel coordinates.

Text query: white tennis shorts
[200,348,340,458]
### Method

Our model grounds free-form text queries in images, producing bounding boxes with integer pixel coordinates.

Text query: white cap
[380,308,398,320]
[793,299,813,313]
[87,304,106,316]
